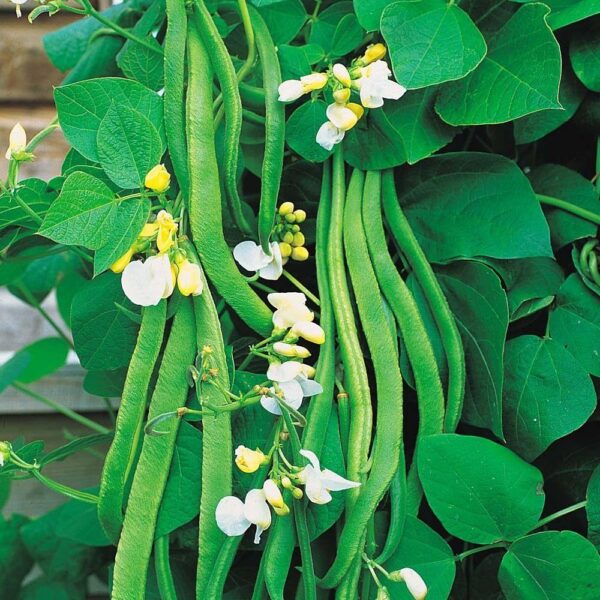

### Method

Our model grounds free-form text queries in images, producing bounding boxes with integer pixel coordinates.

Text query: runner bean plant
[1,0,600,597]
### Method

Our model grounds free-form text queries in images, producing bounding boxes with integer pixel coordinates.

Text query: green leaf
[118,38,164,90]
[0,514,33,597]
[41,433,111,466]
[529,164,600,249]
[0,352,30,395]
[586,464,600,549]
[383,86,457,164]
[286,100,332,162]
[436,4,561,125]
[381,0,487,89]
[19,577,85,600]
[54,495,111,547]
[0,179,56,229]
[257,0,307,45]
[54,77,164,161]
[383,516,456,600]
[469,553,505,600]
[309,2,354,52]
[353,0,392,31]
[71,272,140,370]
[419,434,545,544]
[344,107,407,170]
[155,422,203,539]
[498,531,600,599]
[437,261,508,438]
[97,104,164,189]
[459,0,517,35]
[514,0,600,29]
[14,338,70,384]
[482,257,564,321]
[570,20,600,92]
[503,335,596,461]
[39,172,117,250]
[398,152,552,263]
[278,45,313,81]
[93,198,150,276]
[330,13,364,58]
[513,60,586,144]
[549,274,600,377]
[83,367,128,398]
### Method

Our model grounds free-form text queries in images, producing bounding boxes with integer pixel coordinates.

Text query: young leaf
[54,77,164,161]
[286,100,332,163]
[499,531,600,599]
[503,335,596,461]
[513,0,600,30]
[436,4,561,125]
[257,0,307,45]
[419,434,545,544]
[14,338,70,384]
[381,0,487,89]
[570,20,600,92]
[549,274,600,377]
[383,516,456,600]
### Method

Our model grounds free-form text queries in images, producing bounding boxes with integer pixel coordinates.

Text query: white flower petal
[215,496,251,537]
[278,380,304,410]
[244,489,271,544]
[278,80,305,102]
[298,376,323,397]
[233,241,272,272]
[267,361,304,382]
[316,121,345,151]
[299,448,321,471]
[303,465,332,504]
[258,243,283,280]
[382,80,407,100]
[121,260,165,306]
[326,103,358,131]
[360,84,384,109]
[400,568,428,600]
[260,392,281,415]
[146,254,174,299]
[267,292,307,310]
[320,469,361,492]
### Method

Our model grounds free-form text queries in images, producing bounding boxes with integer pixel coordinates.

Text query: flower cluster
[233,201,310,280]
[216,447,360,543]
[278,43,406,151]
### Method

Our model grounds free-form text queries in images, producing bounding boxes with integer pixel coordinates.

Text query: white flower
[267,292,314,329]
[9,0,27,18]
[278,73,328,102]
[5,123,26,159]
[356,60,406,109]
[289,321,325,345]
[398,568,428,600]
[121,254,174,306]
[263,479,285,509]
[267,360,304,383]
[332,63,351,87]
[272,342,311,358]
[215,489,272,544]
[326,102,358,131]
[316,121,345,151]
[297,449,360,504]
[233,241,283,280]
[260,365,323,415]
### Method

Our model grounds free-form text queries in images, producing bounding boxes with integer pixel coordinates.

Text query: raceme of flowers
[277,43,407,151]
[233,201,309,280]
[113,165,204,306]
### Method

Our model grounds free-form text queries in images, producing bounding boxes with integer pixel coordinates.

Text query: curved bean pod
[381,170,465,433]
[154,534,178,600]
[186,11,272,337]
[98,301,167,544]
[112,300,196,599]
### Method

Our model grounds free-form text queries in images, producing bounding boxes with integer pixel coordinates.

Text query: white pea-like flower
[267,292,314,329]
[278,73,328,102]
[316,121,345,151]
[326,102,359,131]
[296,449,360,504]
[215,489,272,544]
[289,321,326,345]
[5,123,26,159]
[121,254,175,306]
[233,241,283,280]
[332,63,352,87]
[392,568,428,600]
[355,60,406,109]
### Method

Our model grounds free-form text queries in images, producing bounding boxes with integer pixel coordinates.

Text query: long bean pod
[112,301,196,599]
[164,0,190,195]
[248,6,285,254]
[319,169,403,588]
[191,0,252,235]
[155,534,178,600]
[186,12,272,337]
[262,162,336,598]
[363,170,444,513]
[98,301,167,544]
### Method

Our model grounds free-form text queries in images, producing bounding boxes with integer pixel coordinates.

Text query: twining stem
[26,117,59,153]
[281,270,321,306]
[456,542,506,562]
[32,470,100,504]
[10,190,42,224]
[537,194,600,225]
[12,382,110,435]
[16,282,73,348]
[531,500,587,531]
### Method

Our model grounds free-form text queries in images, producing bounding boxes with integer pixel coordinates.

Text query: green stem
[531,500,587,531]
[281,270,320,306]
[456,542,506,562]
[32,470,99,504]
[12,382,110,435]
[26,117,59,153]
[155,535,178,600]
[537,194,600,225]
[10,190,42,224]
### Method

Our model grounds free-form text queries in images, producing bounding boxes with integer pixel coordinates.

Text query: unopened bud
[263,479,285,508]
[110,248,134,274]
[282,231,294,244]
[292,487,304,500]
[293,209,307,223]
[333,88,351,104]
[279,201,295,215]
[290,321,325,345]
[291,247,309,261]
[144,164,171,193]
[0,441,11,467]
[363,43,387,65]
[279,242,292,258]
[235,446,267,473]
[291,232,305,247]
[281,476,293,489]
[332,63,352,87]
[274,503,291,516]
[376,587,391,600]
[285,213,297,224]
[388,568,427,600]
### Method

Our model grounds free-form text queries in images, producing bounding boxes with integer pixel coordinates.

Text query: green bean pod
[381,170,465,432]
[319,169,403,589]
[154,534,178,600]
[112,300,196,599]
[260,160,337,599]
[363,170,444,513]
[249,6,285,254]
[328,149,372,505]
[98,301,167,544]
[192,0,251,235]
[186,12,272,337]
[164,0,190,196]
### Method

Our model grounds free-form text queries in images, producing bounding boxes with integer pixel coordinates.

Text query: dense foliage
[0,0,599,598]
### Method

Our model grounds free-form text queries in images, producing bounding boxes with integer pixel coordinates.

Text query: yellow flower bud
[177,259,203,296]
[281,476,293,489]
[279,201,295,215]
[291,232,305,247]
[291,247,309,261]
[274,504,291,516]
[139,222,159,238]
[235,446,266,473]
[0,441,11,467]
[279,242,292,258]
[300,72,328,92]
[273,341,311,358]
[156,210,178,252]
[291,321,325,344]
[300,364,316,379]
[363,43,387,65]
[282,231,294,244]
[5,123,27,160]
[263,479,285,509]
[293,209,307,224]
[284,213,297,224]
[110,248,134,274]
[292,487,304,500]
[347,103,365,122]
[144,164,171,193]
[333,88,351,104]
